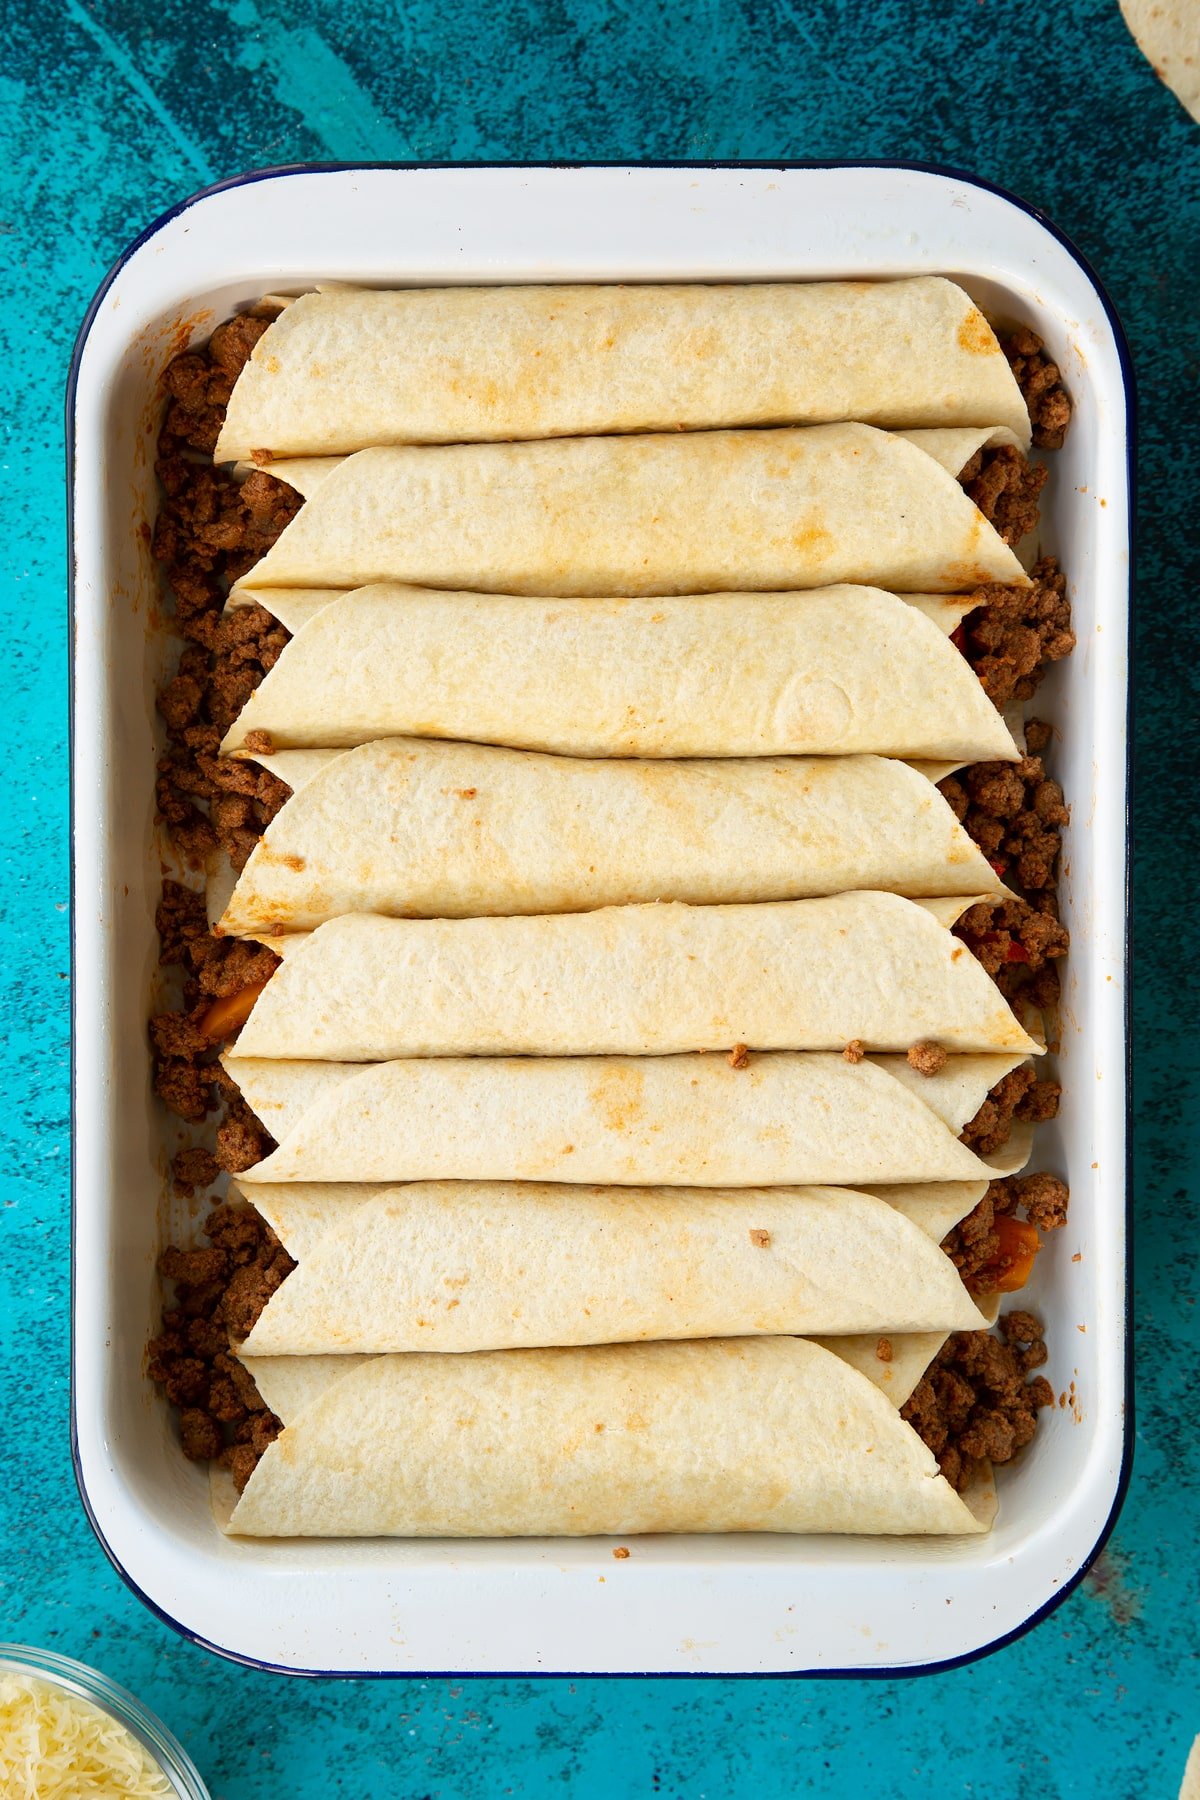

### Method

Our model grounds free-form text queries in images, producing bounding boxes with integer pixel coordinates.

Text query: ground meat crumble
[147,1203,296,1491]
[154,315,298,870]
[957,557,1076,708]
[1000,328,1073,450]
[961,1064,1061,1157]
[150,880,279,1170]
[156,678,293,873]
[939,723,1068,892]
[958,445,1046,547]
[901,1314,1055,1493]
[955,893,1070,1011]
[941,1173,1070,1293]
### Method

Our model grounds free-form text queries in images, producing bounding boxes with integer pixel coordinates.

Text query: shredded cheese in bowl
[0,1649,207,1800]
[0,1672,175,1798]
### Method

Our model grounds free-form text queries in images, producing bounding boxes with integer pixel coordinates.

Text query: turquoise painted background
[1,1,1197,1794]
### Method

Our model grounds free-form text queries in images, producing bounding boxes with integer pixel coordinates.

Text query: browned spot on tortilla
[947,531,1029,592]
[589,1064,646,1132]
[456,788,477,799]
[791,521,833,559]
[677,327,720,363]
[250,448,274,466]
[750,1228,771,1249]
[957,306,1000,356]
[250,837,305,874]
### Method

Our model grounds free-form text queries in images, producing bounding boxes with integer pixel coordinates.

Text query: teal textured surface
[2,0,1197,1794]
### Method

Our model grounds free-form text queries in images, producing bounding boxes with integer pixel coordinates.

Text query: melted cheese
[0,1673,175,1798]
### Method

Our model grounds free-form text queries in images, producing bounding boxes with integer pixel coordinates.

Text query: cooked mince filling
[154,315,298,869]
[953,893,1069,1010]
[959,1063,1060,1155]
[944,1174,1069,1295]
[147,1203,294,1492]
[959,444,1046,547]
[148,305,1075,1506]
[151,880,280,1171]
[999,329,1073,450]
[954,557,1075,709]
[901,1313,1056,1493]
[939,722,1068,892]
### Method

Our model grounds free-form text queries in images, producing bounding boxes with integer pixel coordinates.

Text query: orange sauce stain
[956,307,1000,356]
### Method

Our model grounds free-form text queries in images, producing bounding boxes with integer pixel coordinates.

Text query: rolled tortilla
[220,583,1017,762]
[221,1049,1032,1186]
[233,1177,990,1355]
[238,425,1028,596]
[234,894,1037,1060]
[216,1336,990,1537]
[215,740,1005,936]
[215,279,1032,461]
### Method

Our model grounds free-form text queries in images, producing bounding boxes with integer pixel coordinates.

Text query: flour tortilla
[234,894,1037,1060]
[1121,0,1200,121]
[222,1049,1032,1186]
[232,1177,990,1355]
[238,424,1029,596]
[216,1335,992,1537]
[215,741,1006,936]
[219,583,1017,762]
[215,278,1032,462]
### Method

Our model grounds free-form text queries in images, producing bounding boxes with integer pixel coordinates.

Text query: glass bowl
[0,1644,209,1799]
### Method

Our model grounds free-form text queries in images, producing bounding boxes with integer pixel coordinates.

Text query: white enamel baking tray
[69,163,1131,1676]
